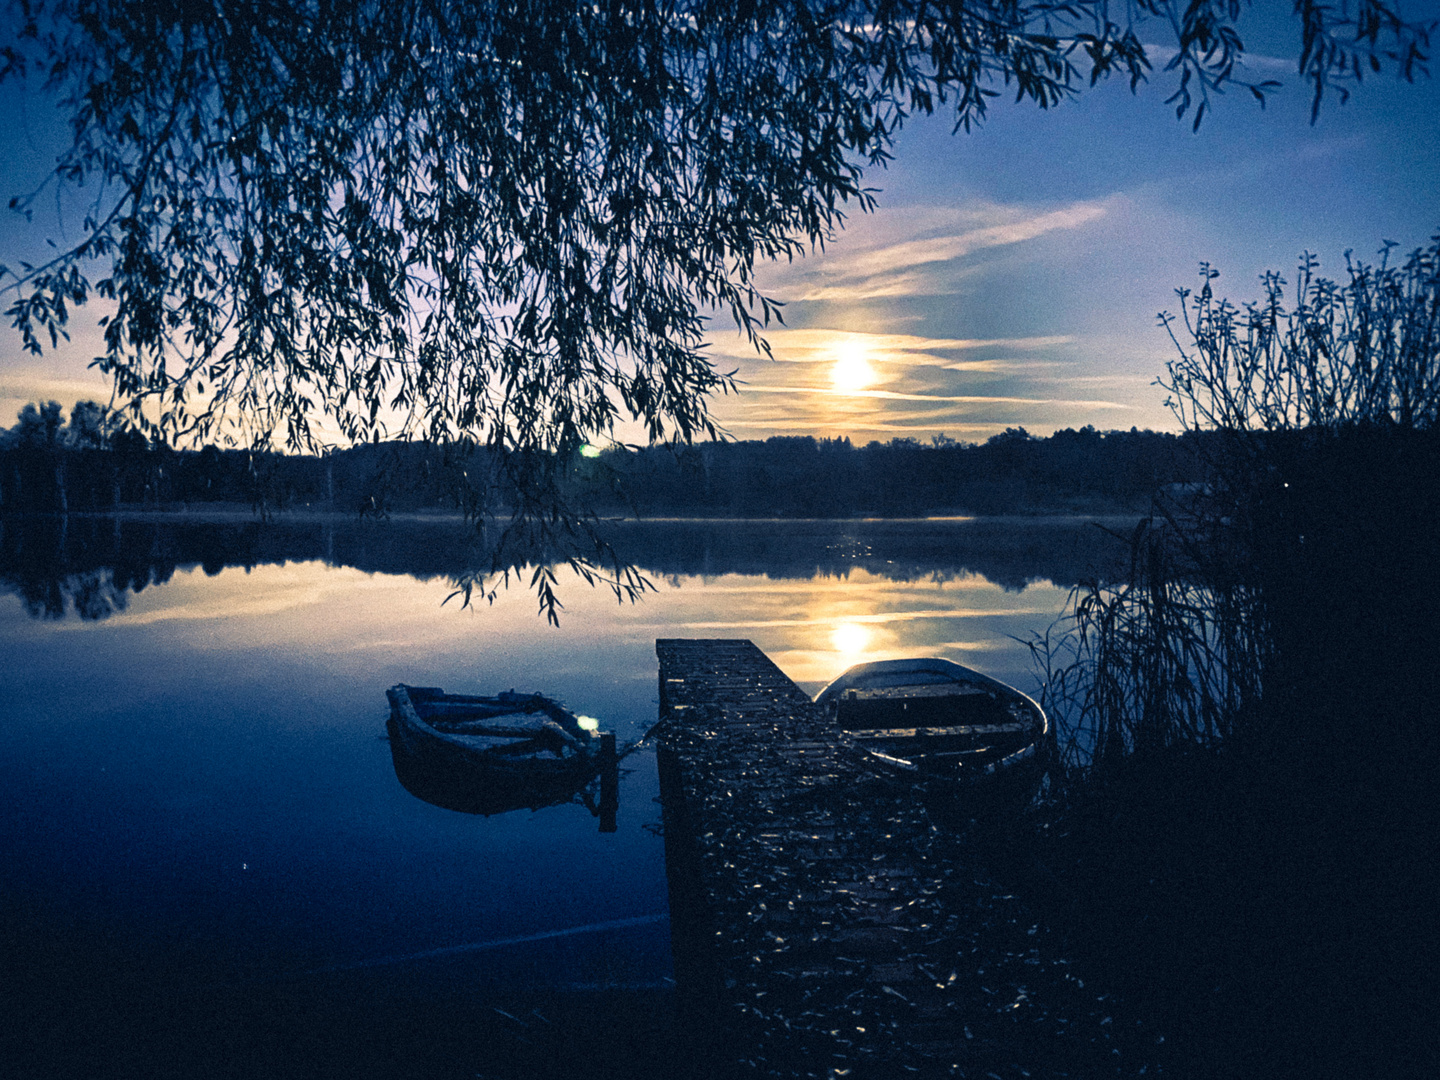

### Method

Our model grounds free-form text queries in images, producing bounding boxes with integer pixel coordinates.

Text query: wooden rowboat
[385,684,615,819]
[814,658,1048,798]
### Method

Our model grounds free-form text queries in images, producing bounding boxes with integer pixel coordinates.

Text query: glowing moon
[831,621,871,656]
[830,340,878,391]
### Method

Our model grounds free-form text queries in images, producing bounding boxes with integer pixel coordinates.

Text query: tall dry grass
[1034,234,1439,779]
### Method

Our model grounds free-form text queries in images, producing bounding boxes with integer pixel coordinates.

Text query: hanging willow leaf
[3,0,1429,460]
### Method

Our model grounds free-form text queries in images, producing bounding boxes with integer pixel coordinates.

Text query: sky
[1,6,1438,445]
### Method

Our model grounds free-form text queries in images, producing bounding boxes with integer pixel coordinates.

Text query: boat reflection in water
[385,684,620,830]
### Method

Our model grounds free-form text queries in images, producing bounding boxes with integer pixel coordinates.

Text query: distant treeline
[587,429,1201,516]
[2,400,1202,517]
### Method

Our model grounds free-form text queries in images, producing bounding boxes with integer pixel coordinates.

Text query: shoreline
[1,505,1148,526]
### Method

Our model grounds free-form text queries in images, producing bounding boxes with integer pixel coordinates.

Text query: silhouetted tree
[0,1,1430,463]
[1,1,1430,614]
[0,399,125,511]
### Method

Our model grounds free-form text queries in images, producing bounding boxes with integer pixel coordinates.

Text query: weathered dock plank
[656,638,1155,1079]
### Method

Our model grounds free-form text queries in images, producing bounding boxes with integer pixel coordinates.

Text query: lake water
[0,514,1128,1077]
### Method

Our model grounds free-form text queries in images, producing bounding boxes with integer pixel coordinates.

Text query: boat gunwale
[386,684,600,776]
[812,658,1049,786]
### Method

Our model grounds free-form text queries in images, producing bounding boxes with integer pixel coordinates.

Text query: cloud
[838,204,1110,278]
[758,198,1112,302]
[799,269,942,301]
[738,383,1134,410]
[0,369,114,425]
[655,606,1053,630]
[1143,41,1294,75]
[705,328,1076,369]
[943,358,1080,373]
[718,417,1000,435]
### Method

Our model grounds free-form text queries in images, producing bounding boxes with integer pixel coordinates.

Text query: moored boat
[814,658,1048,798]
[385,684,614,818]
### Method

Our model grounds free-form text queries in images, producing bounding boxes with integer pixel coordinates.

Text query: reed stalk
[1033,235,1438,787]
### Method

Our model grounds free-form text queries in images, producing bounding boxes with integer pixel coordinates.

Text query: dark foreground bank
[993,427,1440,1079]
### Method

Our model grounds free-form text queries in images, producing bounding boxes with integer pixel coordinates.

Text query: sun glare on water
[830,339,878,392]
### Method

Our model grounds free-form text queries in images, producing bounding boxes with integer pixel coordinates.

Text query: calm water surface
[0,515,1120,1074]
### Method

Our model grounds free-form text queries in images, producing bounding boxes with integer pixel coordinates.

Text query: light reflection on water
[0,519,1085,1002]
[620,567,1065,691]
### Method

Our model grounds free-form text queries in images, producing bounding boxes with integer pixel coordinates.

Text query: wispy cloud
[739,384,1133,410]
[759,198,1112,302]
[0,370,113,408]
[1143,41,1294,74]
[943,359,1078,373]
[839,205,1109,278]
[719,417,1001,435]
[705,329,1076,374]
[657,606,1053,630]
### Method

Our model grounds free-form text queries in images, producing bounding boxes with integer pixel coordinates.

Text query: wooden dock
[655,638,1155,1079]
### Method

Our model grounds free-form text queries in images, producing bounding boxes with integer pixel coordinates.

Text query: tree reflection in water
[0,513,1134,622]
